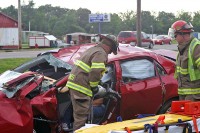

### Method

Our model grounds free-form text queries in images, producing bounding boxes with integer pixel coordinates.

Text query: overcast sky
[0,0,200,14]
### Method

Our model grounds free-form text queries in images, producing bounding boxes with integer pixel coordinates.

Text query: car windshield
[119,32,133,38]
[14,54,72,80]
[155,35,164,39]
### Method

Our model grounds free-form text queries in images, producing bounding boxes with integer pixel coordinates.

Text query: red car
[153,35,172,45]
[117,31,154,49]
[0,44,178,133]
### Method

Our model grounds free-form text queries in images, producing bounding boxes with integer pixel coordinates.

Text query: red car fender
[31,88,58,120]
[0,97,33,133]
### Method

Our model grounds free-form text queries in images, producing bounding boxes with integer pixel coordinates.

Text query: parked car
[0,43,178,133]
[153,35,172,45]
[117,31,154,49]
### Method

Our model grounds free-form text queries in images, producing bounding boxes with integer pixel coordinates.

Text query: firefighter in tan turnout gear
[169,20,200,101]
[66,34,119,131]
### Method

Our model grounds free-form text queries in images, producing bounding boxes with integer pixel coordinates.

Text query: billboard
[89,14,111,23]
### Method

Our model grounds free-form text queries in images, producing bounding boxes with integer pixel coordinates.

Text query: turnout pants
[69,88,91,131]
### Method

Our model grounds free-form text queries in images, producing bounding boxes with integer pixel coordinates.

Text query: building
[65,32,94,45]
[22,31,49,44]
[0,12,19,49]
[29,35,57,48]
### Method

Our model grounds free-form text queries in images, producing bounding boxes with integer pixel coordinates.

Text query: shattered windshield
[14,54,72,80]
[14,54,72,73]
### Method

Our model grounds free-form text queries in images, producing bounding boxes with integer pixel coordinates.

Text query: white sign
[89,14,111,23]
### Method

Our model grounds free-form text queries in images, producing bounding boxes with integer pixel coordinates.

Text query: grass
[0,58,32,74]
[171,39,177,44]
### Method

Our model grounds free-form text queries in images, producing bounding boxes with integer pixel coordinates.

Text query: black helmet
[99,34,119,55]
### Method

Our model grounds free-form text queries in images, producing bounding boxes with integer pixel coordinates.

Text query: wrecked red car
[0,44,178,133]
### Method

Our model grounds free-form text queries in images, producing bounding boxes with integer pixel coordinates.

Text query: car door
[119,58,164,120]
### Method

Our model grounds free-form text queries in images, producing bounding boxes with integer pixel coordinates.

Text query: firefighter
[65,34,119,131]
[169,20,200,101]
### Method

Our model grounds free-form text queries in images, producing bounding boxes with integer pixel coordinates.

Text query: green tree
[156,11,175,34]
[141,11,156,34]
[192,11,200,32]
[119,11,136,31]
[176,11,192,23]
[76,8,91,32]
[1,5,18,20]
[21,0,35,30]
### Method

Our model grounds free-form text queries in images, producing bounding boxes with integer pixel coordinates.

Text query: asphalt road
[0,49,48,59]
[0,44,178,59]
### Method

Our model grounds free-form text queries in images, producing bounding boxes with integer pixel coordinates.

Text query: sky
[0,0,200,14]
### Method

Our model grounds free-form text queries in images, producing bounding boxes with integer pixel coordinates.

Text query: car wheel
[169,41,172,45]
[148,42,153,49]
[158,98,178,114]
[161,41,164,45]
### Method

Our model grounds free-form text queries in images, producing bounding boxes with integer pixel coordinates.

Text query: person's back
[68,45,108,96]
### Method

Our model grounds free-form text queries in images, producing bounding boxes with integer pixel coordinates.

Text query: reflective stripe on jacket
[175,38,200,95]
[178,88,200,95]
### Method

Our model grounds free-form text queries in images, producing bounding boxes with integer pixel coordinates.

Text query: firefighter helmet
[99,34,119,55]
[171,20,193,33]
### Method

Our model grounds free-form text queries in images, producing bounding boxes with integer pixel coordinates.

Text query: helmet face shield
[182,22,193,30]
[168,28,175,39]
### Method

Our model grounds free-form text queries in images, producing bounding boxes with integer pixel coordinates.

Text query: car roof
[42,43,155,65]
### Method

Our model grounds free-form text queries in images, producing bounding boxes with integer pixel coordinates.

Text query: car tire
[169,41,172,45]
[158,98,179,114]
[161,41,164,45]
[148,42,154,49]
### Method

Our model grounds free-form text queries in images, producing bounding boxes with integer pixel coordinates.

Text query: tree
[119,11,136,31]
[141,11,156,34]
[76,8,91,32]
[21,0,35,30]
[192,11,200,32]
[0,5,18,20]
[176,11,192,23]
[2,3,200,41]
[156,11,175,34]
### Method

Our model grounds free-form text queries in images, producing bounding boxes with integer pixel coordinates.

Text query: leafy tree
[21,0,36,30]
[176,11,192,23]
[76,8,91,31]
[141,11,155,33]
[2,2,200,41]
[192,11,200,32]
[119,11,136,31]
[156,11,175,34]
[0,5,18,20]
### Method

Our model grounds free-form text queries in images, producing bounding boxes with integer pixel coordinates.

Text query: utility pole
[150,25,154,39]
[18,0,22,49]
[136,0,141,47]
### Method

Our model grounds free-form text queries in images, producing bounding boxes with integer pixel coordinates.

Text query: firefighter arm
[89,52,107,88]
[193,45,200,69]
